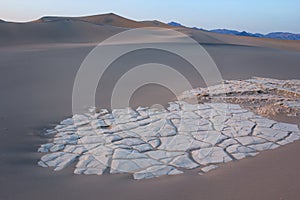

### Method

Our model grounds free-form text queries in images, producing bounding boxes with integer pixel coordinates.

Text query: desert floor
[0,41,300,199]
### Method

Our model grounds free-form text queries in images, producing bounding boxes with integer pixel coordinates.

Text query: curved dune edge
[38,77,300,180]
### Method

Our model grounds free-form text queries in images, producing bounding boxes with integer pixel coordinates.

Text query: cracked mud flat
[181,77,300,117]
[38,77,300,180]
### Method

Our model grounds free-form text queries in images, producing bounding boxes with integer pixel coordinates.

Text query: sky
[0,0,300,34]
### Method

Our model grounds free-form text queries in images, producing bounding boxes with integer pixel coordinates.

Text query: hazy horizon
[1,0,300,34]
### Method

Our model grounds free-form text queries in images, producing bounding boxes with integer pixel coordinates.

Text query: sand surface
[1,14,300,199]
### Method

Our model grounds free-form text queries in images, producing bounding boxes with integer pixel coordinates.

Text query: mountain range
[168,22,300,41]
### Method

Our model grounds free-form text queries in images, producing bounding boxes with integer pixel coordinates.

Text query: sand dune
[1,13,300,52]
[35,13,171,28]
[0,19,126,46]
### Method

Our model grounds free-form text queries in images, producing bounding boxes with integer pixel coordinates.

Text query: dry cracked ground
[38,77,300,180]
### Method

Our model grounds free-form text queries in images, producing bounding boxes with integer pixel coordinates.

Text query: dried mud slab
[181,77,300,117]
[38,78,300,179]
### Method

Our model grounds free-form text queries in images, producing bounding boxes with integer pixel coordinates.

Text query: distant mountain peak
[168,22,300,41]
[168,21,184,27]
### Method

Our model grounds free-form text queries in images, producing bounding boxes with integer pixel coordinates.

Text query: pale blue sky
[1,0,299,33]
